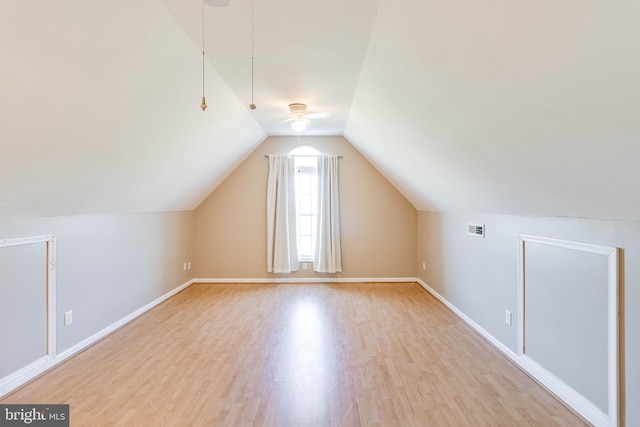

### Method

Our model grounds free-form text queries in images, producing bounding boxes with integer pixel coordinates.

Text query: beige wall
[0,211,194,354]
[194,136,417,279]
[416,210,640,425]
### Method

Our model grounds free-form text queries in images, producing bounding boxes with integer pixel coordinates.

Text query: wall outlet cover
[64,311,73,326]
[505,310,512,325]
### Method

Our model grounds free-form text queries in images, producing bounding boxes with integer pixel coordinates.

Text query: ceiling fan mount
[289,103,308,119]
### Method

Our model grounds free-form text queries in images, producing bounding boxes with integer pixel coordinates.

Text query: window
[289,146,320,261]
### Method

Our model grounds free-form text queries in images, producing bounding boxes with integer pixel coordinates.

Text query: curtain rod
[264,154,342,158]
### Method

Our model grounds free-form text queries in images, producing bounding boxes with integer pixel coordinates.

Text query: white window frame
[289,146,321,262]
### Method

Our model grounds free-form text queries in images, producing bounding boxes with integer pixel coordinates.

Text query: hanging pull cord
[249,0,256,110]
[201,0,207,111]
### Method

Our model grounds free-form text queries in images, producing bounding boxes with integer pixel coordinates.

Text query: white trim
[0,356,53,398]
[193,277,417,284]
[46,237,56,357]
[607,247,619,427]
[0,235,56,367]
[517,236,525,355]
[417,273,617,427]
[0,279,195,398]
[518,235,618,427]
[519,234,616,256]
[0,235,54,248]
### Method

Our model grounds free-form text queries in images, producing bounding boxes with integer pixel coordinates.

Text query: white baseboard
[0,279,195,399]
[415,278,610,427]
[0,356,53,398]
[194,277,417,284]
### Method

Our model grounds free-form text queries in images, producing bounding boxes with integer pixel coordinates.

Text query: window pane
[299,196,313,214]
[299,216,312,235]
[299,236,312,257]
[299,175,312,193]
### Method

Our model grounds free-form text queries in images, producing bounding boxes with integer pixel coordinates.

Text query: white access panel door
[0,242,47,378]
[518,235,618,427]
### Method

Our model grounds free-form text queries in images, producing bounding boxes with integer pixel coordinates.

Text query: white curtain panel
[266,155,299,273]
[314,155,342,273]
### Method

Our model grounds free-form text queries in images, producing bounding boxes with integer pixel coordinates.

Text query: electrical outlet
[422,261,426,271]
[505,310,512,326]
[183,262,187,271]
[187,262,191,270]
[302,263,308,270]
[64,311,73,326]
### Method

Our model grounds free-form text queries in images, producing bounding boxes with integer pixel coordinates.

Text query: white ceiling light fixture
[289,103,307,132]
[291,119,306,133]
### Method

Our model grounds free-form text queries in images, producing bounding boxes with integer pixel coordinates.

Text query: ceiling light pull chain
[201,0,207,111]
[249,0,256,110]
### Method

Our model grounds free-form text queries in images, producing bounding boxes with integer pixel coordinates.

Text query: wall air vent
[468,223,485,238]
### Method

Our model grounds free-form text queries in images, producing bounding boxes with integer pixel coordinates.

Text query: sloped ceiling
[0,0,265,216]
[2,0,640,220]
[346,0,640,220]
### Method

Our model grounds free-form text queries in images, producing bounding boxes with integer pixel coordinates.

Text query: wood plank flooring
[1,282,588,426]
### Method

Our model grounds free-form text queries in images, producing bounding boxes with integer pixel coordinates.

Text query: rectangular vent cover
[468,223,485,238]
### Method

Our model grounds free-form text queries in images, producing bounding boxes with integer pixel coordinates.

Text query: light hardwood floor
[1,282,588,426]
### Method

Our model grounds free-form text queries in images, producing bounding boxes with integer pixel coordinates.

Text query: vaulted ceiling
[2,0,639,220]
